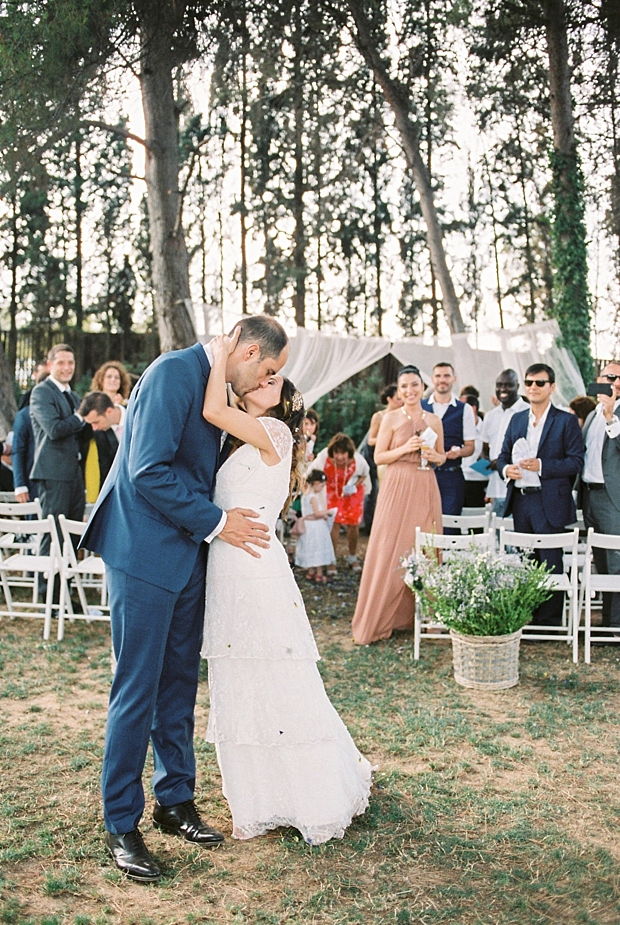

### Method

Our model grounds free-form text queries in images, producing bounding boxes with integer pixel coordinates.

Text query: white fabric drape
[281,327,392,409]
[199,318,584,412]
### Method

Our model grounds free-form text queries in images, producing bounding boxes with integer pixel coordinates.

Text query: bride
[201,331,372,845]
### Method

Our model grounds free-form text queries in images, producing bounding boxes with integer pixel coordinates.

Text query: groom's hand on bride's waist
[218,508,270,557]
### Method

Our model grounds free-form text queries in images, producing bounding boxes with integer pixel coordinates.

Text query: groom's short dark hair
[233,315,288,360]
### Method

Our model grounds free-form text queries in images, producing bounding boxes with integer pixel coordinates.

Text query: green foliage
[313,363,383,450]
[549,149,594,380]
[404,546,553,635]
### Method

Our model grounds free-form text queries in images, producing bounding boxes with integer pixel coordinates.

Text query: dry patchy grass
[1,564,620,925]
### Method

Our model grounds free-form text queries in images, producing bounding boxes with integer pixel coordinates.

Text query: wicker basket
[449,628,522,691]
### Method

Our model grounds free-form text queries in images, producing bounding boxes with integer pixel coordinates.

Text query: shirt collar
[48,375,70,393]
[432,393,457,407]
[204,342,214,367]
[529,402,551,427]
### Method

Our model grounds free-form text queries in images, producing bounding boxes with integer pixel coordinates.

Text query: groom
[81,315,289,881]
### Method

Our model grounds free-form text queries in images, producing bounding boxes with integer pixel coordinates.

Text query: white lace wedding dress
[202,417,373,845]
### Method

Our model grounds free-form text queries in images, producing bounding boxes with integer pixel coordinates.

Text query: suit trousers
[102,542,208,834]
[512,491,565,626]
[36,474,85,556]
[582,487,620,627]
[435,468,465,533]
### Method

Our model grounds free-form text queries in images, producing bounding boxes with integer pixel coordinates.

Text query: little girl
[294,469,336,582]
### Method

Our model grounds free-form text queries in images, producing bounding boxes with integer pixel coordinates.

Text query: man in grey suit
[30,344,86,554]
[579,361,620,629]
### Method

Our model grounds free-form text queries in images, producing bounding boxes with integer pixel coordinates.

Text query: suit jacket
[80,343,224,593]
[29,379,84,482]
[497,404,584,529]
[12,405,36,495]
[576,405,620,513]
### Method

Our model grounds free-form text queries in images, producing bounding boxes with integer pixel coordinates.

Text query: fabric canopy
[199,310,584,412]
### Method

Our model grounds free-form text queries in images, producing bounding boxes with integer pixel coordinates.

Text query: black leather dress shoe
[153,799,224,847]
[105,829,162,882]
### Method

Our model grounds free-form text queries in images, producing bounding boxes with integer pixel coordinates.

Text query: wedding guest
[569,395,596,427]
[497,363,584,626]
[577,362,620,631]
[462,394,488,508]
[352,365,445,645]
[79,392,127,501]
[13,363,49,503]
[367,384,403,448]
[294,469,336,582]
[302,409,319,465]
[421,362,475,525]
[481,369,529,515]
[314,433,370,573]
[91,360,132,406]
[30,344,86,554]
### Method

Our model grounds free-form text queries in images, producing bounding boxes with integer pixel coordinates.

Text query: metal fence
[0,329,160,392]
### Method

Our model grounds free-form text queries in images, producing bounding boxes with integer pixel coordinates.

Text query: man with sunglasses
[497,363,584,626]
[578,362,620,631]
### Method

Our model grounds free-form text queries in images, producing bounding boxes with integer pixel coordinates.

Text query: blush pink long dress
[351,417,443,645]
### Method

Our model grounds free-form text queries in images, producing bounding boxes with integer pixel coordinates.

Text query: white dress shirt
[462,417,487,482]
[481,397,529,499]
[583,399,620,484]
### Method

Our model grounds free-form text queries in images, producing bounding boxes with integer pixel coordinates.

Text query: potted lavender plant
[403,548,553,690]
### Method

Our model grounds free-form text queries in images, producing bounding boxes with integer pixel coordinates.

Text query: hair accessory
[291,390,304,412]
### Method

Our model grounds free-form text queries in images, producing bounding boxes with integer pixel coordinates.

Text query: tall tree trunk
[8,189,18,377]
[515,123,536,322]
[291,0,307,328]
[544,0,593,377]
[0,342,17,434]
[239,29,249,315]
[74,134,84,331]
[139,11,196,352]
[483,151,504,328]
[347,0,465,334]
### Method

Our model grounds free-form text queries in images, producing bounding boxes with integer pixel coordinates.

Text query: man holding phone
[579,361,620,631]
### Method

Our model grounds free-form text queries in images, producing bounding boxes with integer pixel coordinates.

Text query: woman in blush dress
[351,366,445,646]
[201,331,372,845]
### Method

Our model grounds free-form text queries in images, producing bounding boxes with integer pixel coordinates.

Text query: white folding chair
[499,528,580,662]
[0,500,44,593]
[441,512,495,534]
[0,515,62,639]
[581,529,620,664]
[57,516,109,641]
[413,528,495,660]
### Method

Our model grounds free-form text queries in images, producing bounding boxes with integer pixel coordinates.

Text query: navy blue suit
[12,405,38,498]
[497,404,584,624]
[81,343,224,834]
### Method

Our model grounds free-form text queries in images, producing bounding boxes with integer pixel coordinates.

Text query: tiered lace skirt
[203,541,372,844]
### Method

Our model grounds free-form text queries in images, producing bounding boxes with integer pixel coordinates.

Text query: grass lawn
[1,567,620,925]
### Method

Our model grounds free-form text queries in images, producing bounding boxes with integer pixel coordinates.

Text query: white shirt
[111,404,126,442]
[501,402,551,484]
[428,394,477,441]
[203,343,227,543]
[480,398,529,498]
[462,417,486,482]
[583,399,620,484]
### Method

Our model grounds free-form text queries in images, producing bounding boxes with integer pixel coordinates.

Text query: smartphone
[586,382,613,397]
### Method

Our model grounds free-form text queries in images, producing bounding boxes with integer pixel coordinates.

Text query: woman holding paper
[352,366,445,645]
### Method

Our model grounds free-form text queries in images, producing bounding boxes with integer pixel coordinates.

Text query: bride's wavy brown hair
[228,378,306,512]
[264,377,306,512]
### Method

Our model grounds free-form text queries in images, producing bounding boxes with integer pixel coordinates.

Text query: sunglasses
[524,379,551,388]
[602,374,620,382]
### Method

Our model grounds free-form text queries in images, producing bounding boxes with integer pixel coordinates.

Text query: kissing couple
[82,315,373,881]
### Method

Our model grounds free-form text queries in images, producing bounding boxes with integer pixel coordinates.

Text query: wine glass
[414,428,430,471]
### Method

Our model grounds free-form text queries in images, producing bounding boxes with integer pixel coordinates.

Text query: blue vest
[422,398,465,471]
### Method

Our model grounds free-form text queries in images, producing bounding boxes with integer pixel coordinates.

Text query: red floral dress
[324,457,365,526]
